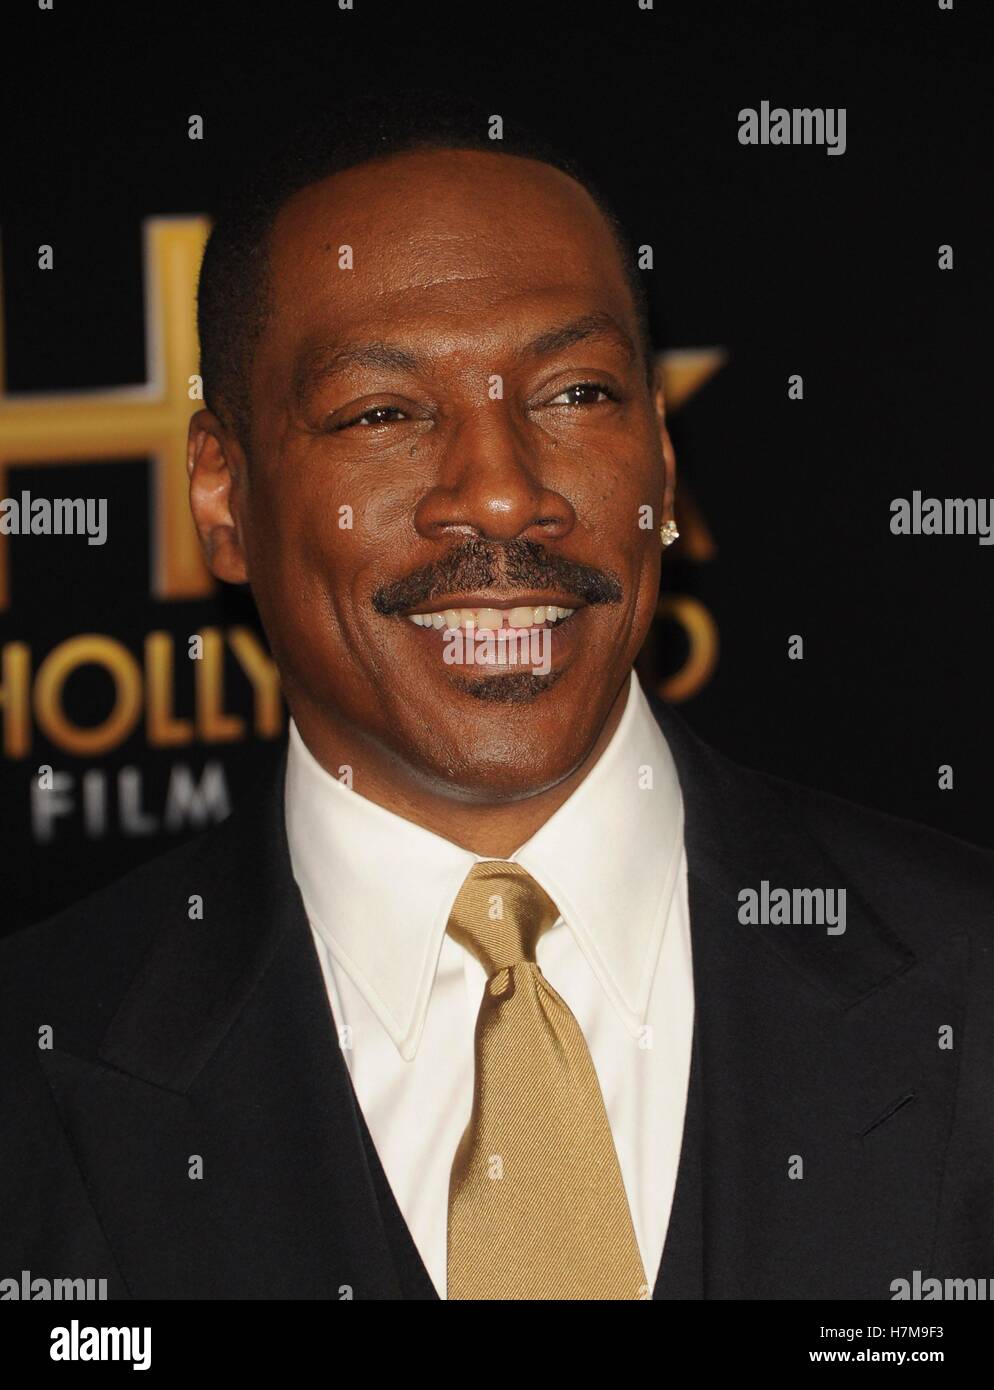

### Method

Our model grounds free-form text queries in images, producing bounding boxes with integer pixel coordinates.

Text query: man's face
[192,148,675,802]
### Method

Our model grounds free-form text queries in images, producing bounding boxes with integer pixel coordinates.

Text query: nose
[414,409,575,545]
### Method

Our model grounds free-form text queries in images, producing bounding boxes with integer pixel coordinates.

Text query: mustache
[371,538,623,616]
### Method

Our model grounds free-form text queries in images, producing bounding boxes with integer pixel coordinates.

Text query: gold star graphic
[657,346,727,563]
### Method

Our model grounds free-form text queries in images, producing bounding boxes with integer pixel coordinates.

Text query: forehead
[262,148,635,364]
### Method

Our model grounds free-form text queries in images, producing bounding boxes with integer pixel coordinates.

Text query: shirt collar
[284,670,684,1059]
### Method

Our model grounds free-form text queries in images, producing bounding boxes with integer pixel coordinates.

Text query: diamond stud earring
[660,519,680,547]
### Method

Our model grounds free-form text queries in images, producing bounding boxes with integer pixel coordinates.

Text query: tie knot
[446,862,560,976]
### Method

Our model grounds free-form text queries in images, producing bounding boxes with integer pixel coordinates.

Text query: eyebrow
[292,311,636,406]
[523,311,635,361]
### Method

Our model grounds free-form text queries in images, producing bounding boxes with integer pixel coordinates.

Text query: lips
[397,597,584,677]
[406,602,578,632]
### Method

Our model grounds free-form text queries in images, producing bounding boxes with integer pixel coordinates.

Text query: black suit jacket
[3,695,994,1300]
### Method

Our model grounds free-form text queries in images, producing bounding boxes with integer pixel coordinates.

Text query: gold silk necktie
[445,861,648,1300]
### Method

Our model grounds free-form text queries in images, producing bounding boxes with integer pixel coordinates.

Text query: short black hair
[196,91,653,452]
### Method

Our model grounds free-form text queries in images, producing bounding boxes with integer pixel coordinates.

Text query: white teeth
[405,604,576,630]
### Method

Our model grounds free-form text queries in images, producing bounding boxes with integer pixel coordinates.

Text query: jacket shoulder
[0,816,233,1052]
[749,760,994,950]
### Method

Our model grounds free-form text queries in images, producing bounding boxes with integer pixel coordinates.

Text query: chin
[419,720,588,804]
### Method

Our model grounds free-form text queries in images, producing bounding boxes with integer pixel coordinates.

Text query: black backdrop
[1,0,989,935]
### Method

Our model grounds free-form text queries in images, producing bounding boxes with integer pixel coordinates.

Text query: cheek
[598,467,663,636]
[250,458,407,606]
[585,463,660,573]
[580,425,662,517]
[241,473,356,647]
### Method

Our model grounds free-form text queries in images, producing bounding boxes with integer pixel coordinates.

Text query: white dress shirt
[284,669,694,1297]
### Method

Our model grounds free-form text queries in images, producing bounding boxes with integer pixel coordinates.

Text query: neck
[290,680,630,858]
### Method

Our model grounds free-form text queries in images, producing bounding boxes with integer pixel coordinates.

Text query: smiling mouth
[403,602,580,633]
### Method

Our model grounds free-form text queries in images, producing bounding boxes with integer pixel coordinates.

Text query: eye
[333,404,409,431]
[547,381,619,407]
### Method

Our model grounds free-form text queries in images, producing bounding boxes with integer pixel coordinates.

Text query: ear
[187,408,250,584]
[651,359,678,524]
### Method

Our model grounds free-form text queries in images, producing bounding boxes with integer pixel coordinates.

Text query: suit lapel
[648,694,965,1298]
[38,747,417,1299]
